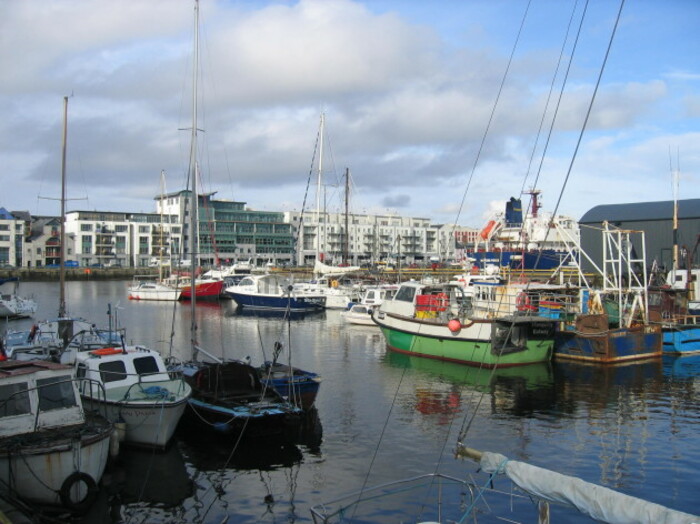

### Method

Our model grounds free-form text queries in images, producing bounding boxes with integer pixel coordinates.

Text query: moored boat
[373,279,562,367]
[553,224,663,363]
[0,360,113,513]
[0,277,37,319]
[171,358,304,439]
[62,344,191,449]
[225,273,326,312]
[127,275,181,301]
[467,189,580,271]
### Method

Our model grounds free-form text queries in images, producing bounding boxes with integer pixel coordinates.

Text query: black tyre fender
[59,471,99,514]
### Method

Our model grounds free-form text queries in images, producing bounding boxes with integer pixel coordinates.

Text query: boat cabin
[0,360,85,438]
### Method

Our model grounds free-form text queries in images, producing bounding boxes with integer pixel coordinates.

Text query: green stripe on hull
[379,326,552,368]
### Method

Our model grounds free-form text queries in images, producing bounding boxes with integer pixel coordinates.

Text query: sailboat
[296,114,360,309]
[0,277,37,319]
[127,171,182,301]
[168,0,303,441]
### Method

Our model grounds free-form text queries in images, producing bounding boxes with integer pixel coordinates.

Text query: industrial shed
[579,198,700,273]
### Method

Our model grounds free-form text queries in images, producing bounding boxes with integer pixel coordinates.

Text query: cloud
[1,0,698,229]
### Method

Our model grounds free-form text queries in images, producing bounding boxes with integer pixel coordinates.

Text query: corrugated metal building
[579,198,700,273]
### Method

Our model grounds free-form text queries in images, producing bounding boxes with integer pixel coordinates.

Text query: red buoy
[448,319,461,333]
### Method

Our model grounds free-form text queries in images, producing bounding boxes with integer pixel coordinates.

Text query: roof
[580,198,700,223]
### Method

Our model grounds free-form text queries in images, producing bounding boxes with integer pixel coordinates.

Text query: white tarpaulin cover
[479,452,698,524]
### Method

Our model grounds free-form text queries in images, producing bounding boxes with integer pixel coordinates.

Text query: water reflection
[384,352,556,418]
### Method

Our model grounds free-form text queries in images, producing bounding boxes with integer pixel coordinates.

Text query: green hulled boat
[373,279,563,368]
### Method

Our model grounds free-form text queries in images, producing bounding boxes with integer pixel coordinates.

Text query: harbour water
[5,280,699,522]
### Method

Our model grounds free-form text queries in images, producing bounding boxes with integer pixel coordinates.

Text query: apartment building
[0,208,26,267]
[156,190,295,267]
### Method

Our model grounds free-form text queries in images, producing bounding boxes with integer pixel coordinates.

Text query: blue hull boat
[662,324,700,355]
[259,362,322,410]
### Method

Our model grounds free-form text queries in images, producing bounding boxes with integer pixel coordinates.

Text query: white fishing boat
[0,360,113,513]
[61,344,191,449]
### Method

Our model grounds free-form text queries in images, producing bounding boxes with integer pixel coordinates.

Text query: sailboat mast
[344,167,349,265]
[316,113,324,262]
[189,0,200,346]
[59,95,68,318]
[671,149,679,271]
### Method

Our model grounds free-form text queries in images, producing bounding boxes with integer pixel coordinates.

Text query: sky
[1,0,698,228]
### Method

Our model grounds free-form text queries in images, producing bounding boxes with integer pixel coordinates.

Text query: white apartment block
[0,208,26,267]
[284,211,474,266]
[65,211,182,268]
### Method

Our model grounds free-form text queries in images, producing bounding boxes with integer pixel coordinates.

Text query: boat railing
[119,370,190,401]
[77,377,112,419]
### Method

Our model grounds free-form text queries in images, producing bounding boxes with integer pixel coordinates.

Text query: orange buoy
[448,319,461,333]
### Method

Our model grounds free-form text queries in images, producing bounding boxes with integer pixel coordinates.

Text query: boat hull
[262,373,321,410]
[554,320,663,363]
[662,324,700,355]
[81,379,190,449]
[469,249,573,270]
[227,291,325,312]
[0,412,112,509]
[128,284,181,301]
[180,279,224,300]
[374,313,554,368]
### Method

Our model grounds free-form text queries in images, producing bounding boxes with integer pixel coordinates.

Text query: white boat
[294,276,361,309]
[341,304,376,326]
[468,189,580,271]
[341,284,398,325]
[0,277,37,319]
[3,317,100,361]
[225,273,326,312]
[61,344,191,449]
[127,275,181,301]
[0,360,113,513]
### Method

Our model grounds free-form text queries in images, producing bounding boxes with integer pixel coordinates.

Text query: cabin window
[134,356,160,376]
[0,383,31,417]
[394,286,416,303]
[37,377,77,411]
[99,361,128,383]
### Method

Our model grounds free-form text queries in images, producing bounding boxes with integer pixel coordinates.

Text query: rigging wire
[449,0,533,236]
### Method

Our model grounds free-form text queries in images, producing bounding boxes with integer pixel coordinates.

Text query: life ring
[515,292,534,312]
[59,471,99,514]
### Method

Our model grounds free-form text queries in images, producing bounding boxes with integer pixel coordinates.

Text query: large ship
[468,190,580,271]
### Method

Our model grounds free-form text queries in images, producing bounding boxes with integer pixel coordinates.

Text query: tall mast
[316,113,324,262]
[671,149,679,271]
[59,96,68,318]
[189,0,200,348]
[344,167,350,265]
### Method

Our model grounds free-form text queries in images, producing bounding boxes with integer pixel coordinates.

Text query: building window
[80,224,93,232]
